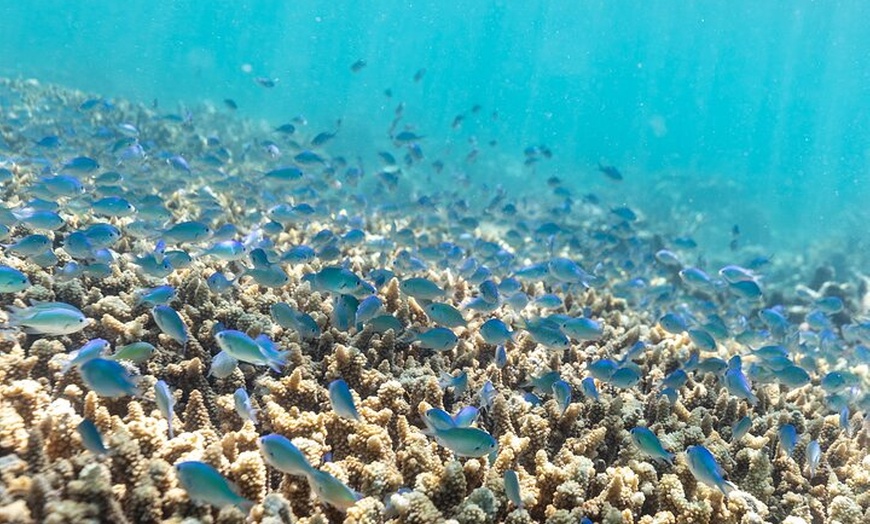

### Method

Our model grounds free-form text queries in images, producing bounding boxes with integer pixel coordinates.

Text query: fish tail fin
[720,480,738,498]
[267,351,290,373]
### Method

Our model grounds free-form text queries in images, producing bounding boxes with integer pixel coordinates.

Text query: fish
[424,302,466,328]
[209,350,239,378]
[806,440,821,479]
[233,388,258,425]
[685,445,737,497]
[151,305,189,347]
[215,330,288,372]
[155,380,176,439]
[723,356,758,405]
[110,342,156,363]
[629,427,674,464]
[778,424,797,457]
[6,302,90,335]
[350,59,367,72]
[731,416,752,441]
[504,469,523,508]
[552,380,571,414]
[134,285,176,307]
[270,303,321,339]
[0,265,30,293]
[306,469,361,511]
[77,419,108,455]
[258,434,314,476]
[175,461,254,512]
[79,358,140,397]
[598,162,623,180]
[4,234,52,256]
[413,327,458,352]
[62,338,110,374]
[580,377,599,400]
[399,277,444,300]
[328,379,360,421]
[438,371,468,397]
[431,426,498,457]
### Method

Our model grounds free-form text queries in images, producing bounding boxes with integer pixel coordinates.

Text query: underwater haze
[3,1,869,256]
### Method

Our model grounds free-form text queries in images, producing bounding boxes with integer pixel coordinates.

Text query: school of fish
[0,76,868,523]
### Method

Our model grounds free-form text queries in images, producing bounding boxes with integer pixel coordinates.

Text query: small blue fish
[687,328,717,352]
[271,303,321,339]
[151,305,189,347]
[480,318,514,345]
[778,424,797,457]
[552,380,571,414]
[439,371,468,397]
[215,330,287,372]
[110,342,156,363]
[630,427,674,464]
[432,426,498,457]
[424,302,466,328]
[175,461,253,512]
[399,277,444,301]
[6,302,90,335]
[452,406,479,427]
[580,377,599,400]
[724,356,758,405]
[313,266,365,295]
[477,380,498,409]
[63,156,99,172]
[523,371,560,396]
[0,265,30,293]
[588,359,619,381]
[414,327,458,351]
[209,350,239,378]
[686,445,737,497]
[155,380,176,439]
[661,369,688,390]
[504,469,523,508]
[79,358,140,397]
[354,295,383,326]
[207,272,235,294]
[4,234,52,256]
[77,419,108,455]
[731,416,752,442]
[495,344,507,369]
[806,440,821,479]
[608,366,641,388]
[233,388,258,425]
[328,379,360,421]
[522,318,569,350]
[163,221,212,244]
[659,313,687,334]
[259,434,314,476]
[134,285,176,307]
[559,317,603,341]
[423,408,457,432]
[92,196,135,217]
[62,338,110,374]
[306,469,361,511]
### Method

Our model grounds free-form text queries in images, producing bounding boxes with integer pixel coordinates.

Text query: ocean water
[2,3,870,522]
[2,1,868,260]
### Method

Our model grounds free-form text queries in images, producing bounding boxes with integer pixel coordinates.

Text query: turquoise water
[2,1,868,259]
